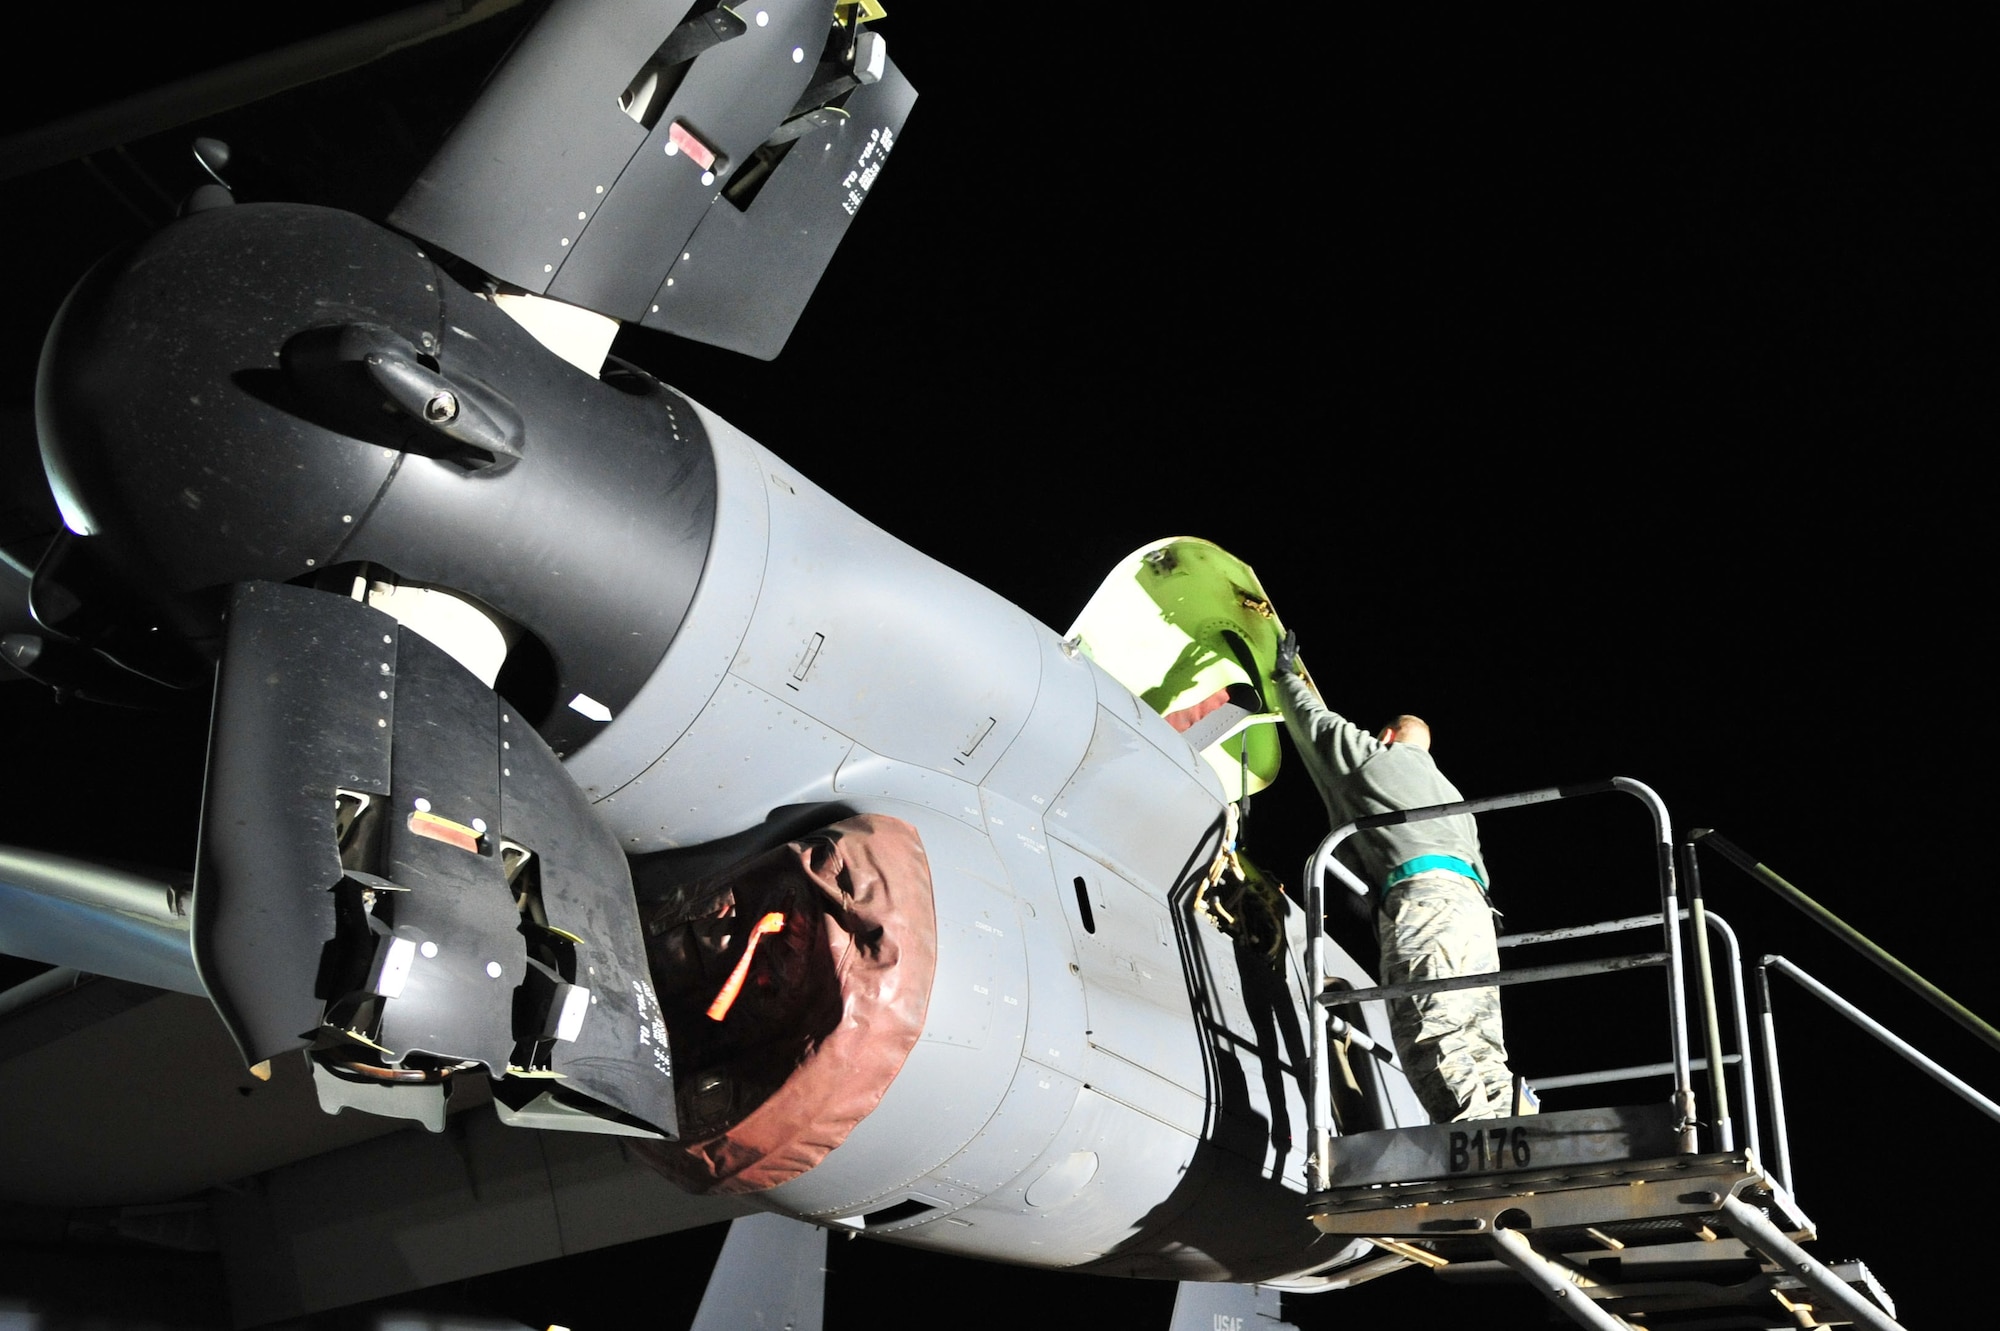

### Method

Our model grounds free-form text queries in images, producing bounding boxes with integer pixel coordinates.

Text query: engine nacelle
[33,203,1391,1286]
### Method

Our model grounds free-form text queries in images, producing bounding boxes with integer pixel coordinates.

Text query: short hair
[1387,714,1432,751]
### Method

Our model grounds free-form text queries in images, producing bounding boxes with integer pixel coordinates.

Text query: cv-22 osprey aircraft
[0,2,1427,1325]
[0,5,1912,1330]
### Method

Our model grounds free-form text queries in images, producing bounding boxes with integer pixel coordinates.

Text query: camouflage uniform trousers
[1377,869,1518,1122]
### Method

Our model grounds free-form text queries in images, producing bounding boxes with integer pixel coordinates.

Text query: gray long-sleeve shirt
[1273,671,1489,893]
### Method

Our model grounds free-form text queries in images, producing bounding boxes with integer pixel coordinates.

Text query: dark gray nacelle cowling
[389,0,917,358]
[35,202,717,757]
[195,579,676,1139]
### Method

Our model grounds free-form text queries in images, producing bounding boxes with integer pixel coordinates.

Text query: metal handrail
[1681,838,1733,1149]
[1762,955,2000,1128]
[1697,830,2000,1056]
[1303,776,1694,1193]
[1326,1014,1398,1067]
[1754,962,1796,1194]
[1532,1054,1739,1091]
[1323,952,1670,1007]
[1494,907,1759,1162]
[1720,1195,1906,1331]
[1497,911,1674,944]
[1700,908,1757,1160]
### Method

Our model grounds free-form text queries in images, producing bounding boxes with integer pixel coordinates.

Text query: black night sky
[2,7,1993,1329]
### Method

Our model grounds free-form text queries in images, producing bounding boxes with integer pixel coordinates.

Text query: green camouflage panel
[1377,870,1518,1122]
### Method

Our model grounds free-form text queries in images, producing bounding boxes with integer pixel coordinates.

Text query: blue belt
[1383,854,1487,892]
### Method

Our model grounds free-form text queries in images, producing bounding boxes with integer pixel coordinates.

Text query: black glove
[1275,630,1300,677]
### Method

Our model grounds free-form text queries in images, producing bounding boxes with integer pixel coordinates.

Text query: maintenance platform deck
[1307,1105,1895,1328]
